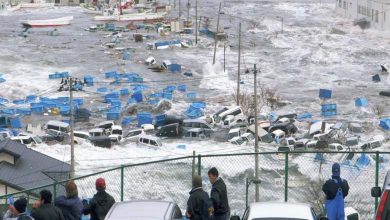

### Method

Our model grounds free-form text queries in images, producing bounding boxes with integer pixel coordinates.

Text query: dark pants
[213,213,227,220]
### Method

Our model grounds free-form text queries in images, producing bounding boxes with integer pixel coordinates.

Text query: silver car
[105,200,183,220]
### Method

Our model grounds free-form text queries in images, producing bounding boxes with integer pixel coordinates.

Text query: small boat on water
[94,12,166,22]
[21,16,74,28]
[20,2,54,8]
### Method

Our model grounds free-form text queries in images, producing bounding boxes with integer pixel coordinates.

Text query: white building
[335,0,390,31]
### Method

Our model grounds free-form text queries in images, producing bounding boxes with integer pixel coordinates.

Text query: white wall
[335,0,390,31]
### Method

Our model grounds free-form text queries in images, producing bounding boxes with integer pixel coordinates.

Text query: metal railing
[0,151,388,219]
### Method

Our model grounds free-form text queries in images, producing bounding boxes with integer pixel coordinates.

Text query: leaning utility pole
[212,2,221,65]
[69,77,75,179]
[253,64,259,202]
[236,23,241,106]
[195,0,198,45]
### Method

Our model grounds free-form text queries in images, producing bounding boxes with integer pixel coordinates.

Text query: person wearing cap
[3,197,34,220]
[208,167,230,220]
[54,180,83,220]
[31,190,65,220]
[186,175,213,220]
[322,163,350,220]
[82,177,115,220]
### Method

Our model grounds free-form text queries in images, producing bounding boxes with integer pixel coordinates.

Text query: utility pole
[69,77,75,179]
[212,2,222,65]
[223,43,226,72]
[253,64,259,202]
[178,0,181,18]
[195,0,198,45]
[119,0,123,15]
[281,17,284,33]
[237,22,241,106]
[186,0,190,23]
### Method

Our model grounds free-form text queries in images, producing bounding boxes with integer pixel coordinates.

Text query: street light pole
[237,22,241,106]
[253,64,259,202]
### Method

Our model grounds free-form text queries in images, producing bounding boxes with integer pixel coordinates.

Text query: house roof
[0,140,70,191]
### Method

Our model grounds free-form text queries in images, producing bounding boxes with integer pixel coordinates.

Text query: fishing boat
[21,16,74,28]
[94,12,166,22]
[20,2,54,8]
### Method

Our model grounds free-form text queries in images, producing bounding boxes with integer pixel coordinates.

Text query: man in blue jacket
[322,163,350,220]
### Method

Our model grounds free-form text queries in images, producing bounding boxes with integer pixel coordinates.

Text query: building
[0,140,70,200]
[335,0,390,31]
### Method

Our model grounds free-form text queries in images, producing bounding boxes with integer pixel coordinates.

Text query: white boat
[21,16,74,27]
[94,12,166,22]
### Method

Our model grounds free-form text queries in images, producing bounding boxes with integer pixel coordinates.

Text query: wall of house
[0,153,14,165]
[0,183,20,204]
[335,0,390,31]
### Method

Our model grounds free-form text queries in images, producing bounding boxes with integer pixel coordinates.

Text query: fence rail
[1,151,388,219]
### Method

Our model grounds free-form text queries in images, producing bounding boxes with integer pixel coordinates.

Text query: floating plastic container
[163,93,173,100]
[321,104,337,117]
[56,97,70,103]
[73,98,84,106]
[184,72,193,77]
[107,112,120,120]
[297,112,312,121]
[123,51,130,60]
[10,117,22,129]
[2,109,15,115]
[372,74,381,82]
[379,118,390,130]
[97,87,108,93]
[355,97,368,107]
[0,78,5,83]
[319,89,332,99]
[137,112,153,127]
[12,99,25,105]
[169,64,181,73]
[105,71,118,78]
[0,97,9,104]
[110,100,122,108]
[105,92,119,103]
[84,76,94,86]
[178,85,186,92]
[132,92,143,103]
[155,114,166,127]
[120,88,129,96]
[127,98,137,105]
[163,86,176,93]
[25,95,37,103]
[177,144,186,150]
[60,106,70,116]
[31,105,44,113]
[268,112,278,122]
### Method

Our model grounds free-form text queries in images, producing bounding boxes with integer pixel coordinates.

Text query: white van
[138,134,162,147]
[89,128,106,137]
[45,120,70,133]
[73,131,91,144]
[217,106,244,123]
[271,129,286,144]
[223,114,247,128]
[11,133,43,147]
[109,125,123,143]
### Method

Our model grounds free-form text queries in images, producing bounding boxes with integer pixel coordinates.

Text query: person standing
[186,175,213,220]
[82,177,115,220]
[31,190,65,220]
[55,180,83,220]
[3,197,34,220]
[322,163,350,220]
[208,167,230,220]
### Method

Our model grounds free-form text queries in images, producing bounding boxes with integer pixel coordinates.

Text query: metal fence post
[197,154,201,175]
[375,151,379,211]
[53,183,57,203]
[121,165,124,202]
[284,152,288,202]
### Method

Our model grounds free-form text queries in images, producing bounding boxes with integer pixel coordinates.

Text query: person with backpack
[322,163,350,220]
[55,180,83,220]
[3,197,34,220]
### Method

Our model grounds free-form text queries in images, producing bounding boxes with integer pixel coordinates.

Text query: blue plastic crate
[105,71,118,78]
[84,76,94,86]
[187,92,197,99]
[25,95,37,103]
[97,87,108,93]
[178,85,186,92]
[319,89,332,99]
[13,99,25,105]
[16,108,31,115]
[73,98,84,106]
[107,112,120,120]
[122,117,133,126]
[355,97,368,107]
[31,105,44,113]
[120,88,129,96]
[132,92,143,102]
[163,93,173,100]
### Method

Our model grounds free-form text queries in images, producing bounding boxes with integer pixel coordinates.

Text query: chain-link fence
[1,151,388,218]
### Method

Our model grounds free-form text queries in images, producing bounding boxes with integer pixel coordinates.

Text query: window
[171,205,182,219]
[343,1,346,9]
[339,0,342,7]
[22,138,33,145]
[201,123,210,129]
[142,138,149,144]
[150,140,158,146]
[126,130,142,137]
[55,0,60,3]
[376,10,379,22]
[337,146,343,151]
[47,124,60,131]
[80,0,84,3]
[231,109,242,116]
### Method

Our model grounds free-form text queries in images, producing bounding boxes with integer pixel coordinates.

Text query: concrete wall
[335,0,390,31]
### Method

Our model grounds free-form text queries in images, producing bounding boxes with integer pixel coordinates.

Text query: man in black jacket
[31,190,65,220]
[186,175,212,220]
[83,177,115,220]
[208,167,230,220]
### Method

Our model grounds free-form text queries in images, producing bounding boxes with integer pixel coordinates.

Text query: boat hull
[94,13,165,22]
[21,16,73,28]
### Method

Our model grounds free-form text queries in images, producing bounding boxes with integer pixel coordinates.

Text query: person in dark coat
[31,190,65,220]
[322,163,350,220]
[55,180,83,220]
[3,197,34,220]
[82,178,115,220]
[186,175,213,220]
[208,167,230,220]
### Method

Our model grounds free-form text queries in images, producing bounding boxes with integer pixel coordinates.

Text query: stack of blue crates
[137,112,153,127]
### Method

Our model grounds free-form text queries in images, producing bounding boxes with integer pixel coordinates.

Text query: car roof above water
[106,200,176,220]
[248,202,314,220]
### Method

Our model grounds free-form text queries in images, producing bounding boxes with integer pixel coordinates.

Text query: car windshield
[112,129,122,135]
[33,136,43,144]
[228,132,239,139]
[235,138,245,145]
